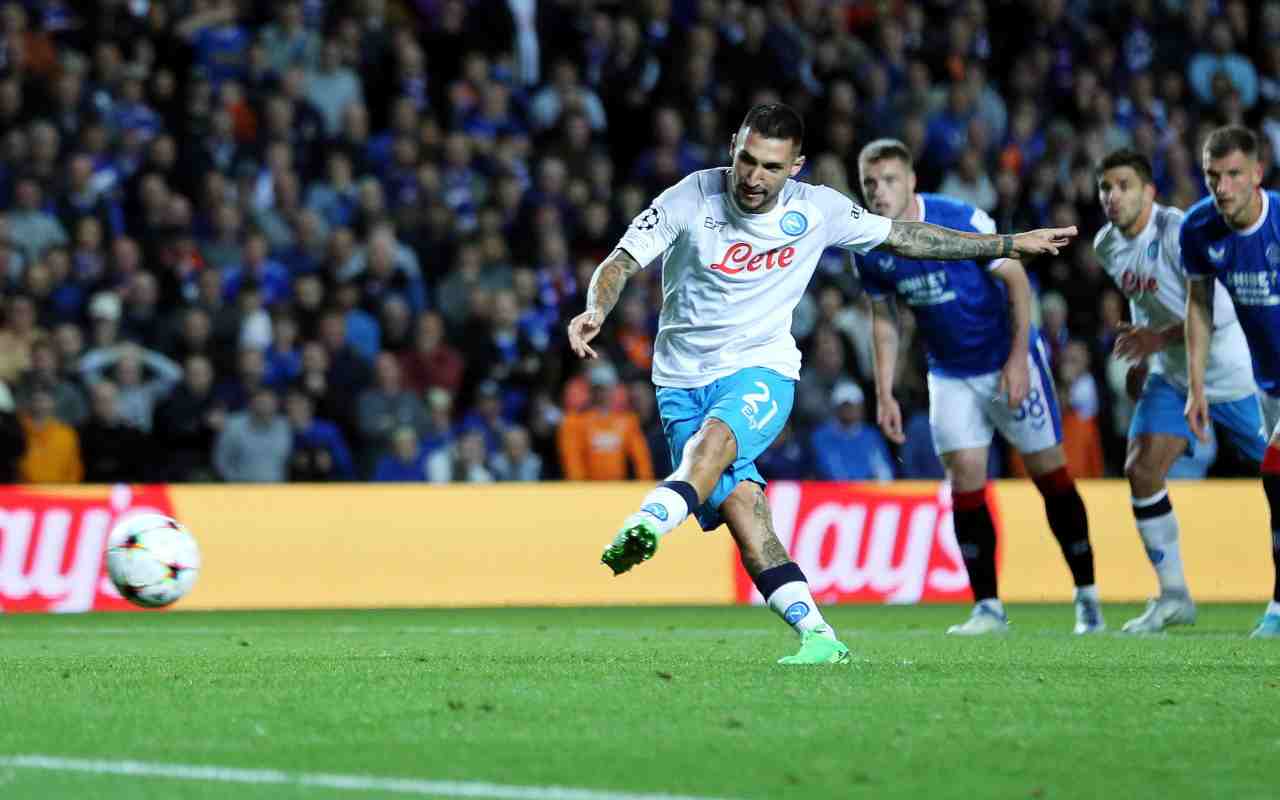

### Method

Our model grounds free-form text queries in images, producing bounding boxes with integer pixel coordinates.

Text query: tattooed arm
[1183,276,1215,442]
[878,220,1077,260]
[567,248,643,359]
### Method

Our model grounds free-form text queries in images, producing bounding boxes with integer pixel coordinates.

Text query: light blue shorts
[1129,372,1266,463]
[656,367,795,531]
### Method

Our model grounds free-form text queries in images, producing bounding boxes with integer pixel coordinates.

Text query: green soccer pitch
[1,605,1275,800]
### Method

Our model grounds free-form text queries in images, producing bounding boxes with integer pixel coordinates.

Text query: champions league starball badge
[634,206,660,231]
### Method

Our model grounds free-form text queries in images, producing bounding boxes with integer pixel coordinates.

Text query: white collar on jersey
[1120,202,1159,242]
[722,167,791,218]
[1237,188,1270,236]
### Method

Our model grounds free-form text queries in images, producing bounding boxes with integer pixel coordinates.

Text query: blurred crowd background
[0,0,1276,485]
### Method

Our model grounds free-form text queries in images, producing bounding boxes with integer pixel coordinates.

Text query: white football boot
[946,600,1010,635]
[1121,593,1196,634]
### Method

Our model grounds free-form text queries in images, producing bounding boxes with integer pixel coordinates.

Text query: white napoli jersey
[1093,203,1256,402]
[617,168,892,388]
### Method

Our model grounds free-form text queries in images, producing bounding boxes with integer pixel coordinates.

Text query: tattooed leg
[721,481,789,577]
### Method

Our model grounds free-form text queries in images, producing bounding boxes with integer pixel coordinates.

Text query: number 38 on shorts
[926,340,1063,456]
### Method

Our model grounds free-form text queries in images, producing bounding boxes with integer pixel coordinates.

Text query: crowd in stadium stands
[0,0,1277,484]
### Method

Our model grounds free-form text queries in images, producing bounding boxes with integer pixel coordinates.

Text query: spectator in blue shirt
[811,382,895,481]
[285,388,354,481]
[898,411,945,479]
[372,425,429,482]
[222,231,291,307]
[758,422,813,481]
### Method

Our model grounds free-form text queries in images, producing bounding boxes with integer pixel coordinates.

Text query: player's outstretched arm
[1182,276,1214,442]
[567,248,643,360]
[878,221,1078,260]
[868,295,905,444]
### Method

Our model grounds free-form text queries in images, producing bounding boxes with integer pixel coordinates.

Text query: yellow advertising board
[993,480,1273,602]
[0,480,1270,612]
[173,483,737,610]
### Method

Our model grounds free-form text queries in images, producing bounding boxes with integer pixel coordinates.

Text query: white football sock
[634,486,691,537]
[1267,600,1280,617]
[1132,490,1188,594]
[1074,584,1099,602]
[765,581,833,638]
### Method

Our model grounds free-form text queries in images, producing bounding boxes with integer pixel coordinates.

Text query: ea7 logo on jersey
[741,382,779,431]
[632,206,661,231]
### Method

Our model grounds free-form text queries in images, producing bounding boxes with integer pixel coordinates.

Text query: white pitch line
[0,755,741,800]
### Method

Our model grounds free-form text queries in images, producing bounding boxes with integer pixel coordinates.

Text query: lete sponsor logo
[735,482,1000,605]
[0,484,177,613]
[708,242,796,275]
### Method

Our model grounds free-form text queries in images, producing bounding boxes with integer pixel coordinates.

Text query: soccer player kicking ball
[567,105,1077,663]
[1183,126,1280,638]
[1094,148,1264,634]
[854,140,1101,637]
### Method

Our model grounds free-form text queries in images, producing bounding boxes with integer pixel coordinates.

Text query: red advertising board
[735,481,999,605]
[0,484,176,613]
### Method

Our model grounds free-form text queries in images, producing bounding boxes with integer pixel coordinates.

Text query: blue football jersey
[853,194,1013,377]
[1181,190,1280,394]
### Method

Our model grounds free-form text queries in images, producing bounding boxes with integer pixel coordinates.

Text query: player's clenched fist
[567,310,602,359]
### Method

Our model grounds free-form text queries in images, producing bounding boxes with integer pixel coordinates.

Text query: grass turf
[0,604,1276,800]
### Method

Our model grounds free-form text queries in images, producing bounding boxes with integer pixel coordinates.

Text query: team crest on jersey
[1146,240,1159,261]
[1208,244,1227,262]
[1267,244,1280,267]
[878,255,895,271]
[780,210,808,236]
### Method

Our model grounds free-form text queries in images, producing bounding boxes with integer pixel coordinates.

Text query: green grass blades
[1,605,1277,800]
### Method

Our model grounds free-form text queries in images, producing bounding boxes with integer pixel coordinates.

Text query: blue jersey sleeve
[852,253,894,298]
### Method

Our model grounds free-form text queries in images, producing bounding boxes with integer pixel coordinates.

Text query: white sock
[1132,490,1188,594]
[634,486,690,537]
[1267,600,1280,617]
[979,598,1005,616]
[765,581,833,638]
[1074,584,1099,602]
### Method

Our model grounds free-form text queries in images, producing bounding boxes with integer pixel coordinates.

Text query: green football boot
[1250,612,1280,638]
[601,515,660,576]
[777,626,851,665]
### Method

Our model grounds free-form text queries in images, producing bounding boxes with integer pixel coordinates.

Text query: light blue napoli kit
[614,167,893,529]
[1094,201,1264,460]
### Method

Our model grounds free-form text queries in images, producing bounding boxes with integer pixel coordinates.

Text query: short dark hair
[858,138,914,170]
[739,103,804,150]
[1096,148,1153,185]
[1204,125,1259,160]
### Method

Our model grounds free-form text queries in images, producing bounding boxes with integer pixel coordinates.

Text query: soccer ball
[105,514,201,608]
